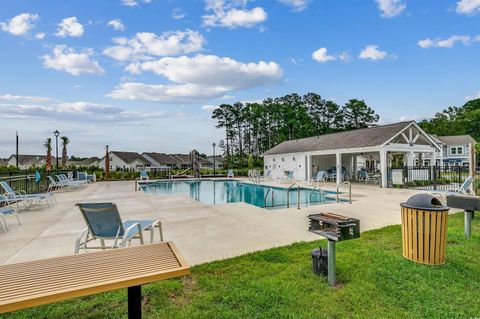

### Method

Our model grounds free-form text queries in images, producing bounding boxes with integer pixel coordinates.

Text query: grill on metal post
[308,213,360,286]
[447,195,479,239]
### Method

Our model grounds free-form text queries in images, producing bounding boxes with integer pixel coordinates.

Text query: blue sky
[0,0,479,157]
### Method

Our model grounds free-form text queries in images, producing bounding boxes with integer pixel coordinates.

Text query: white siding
[264,153,306,181]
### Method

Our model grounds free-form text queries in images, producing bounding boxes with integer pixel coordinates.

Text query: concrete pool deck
[1,179,425,266]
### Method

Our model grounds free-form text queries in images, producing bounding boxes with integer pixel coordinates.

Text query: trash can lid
[400,194,449,211]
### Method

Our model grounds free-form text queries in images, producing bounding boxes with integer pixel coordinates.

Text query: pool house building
[262,121,475,188]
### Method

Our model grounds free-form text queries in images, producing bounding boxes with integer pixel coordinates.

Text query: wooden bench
[0,241,190,318]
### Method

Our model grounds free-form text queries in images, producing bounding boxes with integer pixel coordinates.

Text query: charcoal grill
[308,213,360,285]
[447,195,479,238]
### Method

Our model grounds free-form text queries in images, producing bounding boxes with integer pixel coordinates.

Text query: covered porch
[305,123,441,188]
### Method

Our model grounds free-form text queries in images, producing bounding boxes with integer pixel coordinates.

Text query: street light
[212,142,216,177]
[53,130,60,169]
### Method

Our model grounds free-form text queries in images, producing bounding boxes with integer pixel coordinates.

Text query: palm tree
[44,138,52,172]
[61,136,70,167]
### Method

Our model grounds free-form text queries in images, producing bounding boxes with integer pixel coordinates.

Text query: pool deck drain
[1,179,425,266]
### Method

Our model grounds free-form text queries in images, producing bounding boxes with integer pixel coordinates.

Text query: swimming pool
[141,180,341,209]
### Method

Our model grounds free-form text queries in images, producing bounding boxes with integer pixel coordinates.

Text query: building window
[450,146,463,156]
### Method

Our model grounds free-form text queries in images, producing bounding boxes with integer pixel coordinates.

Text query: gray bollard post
[328,240,336,286]
[465,210,473,239]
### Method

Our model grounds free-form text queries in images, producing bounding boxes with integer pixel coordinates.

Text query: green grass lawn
[5,212,480,319]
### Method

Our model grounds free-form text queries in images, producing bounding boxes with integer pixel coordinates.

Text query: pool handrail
[286,183,301,209]
[264,187,274,208]
[336,181,352,204]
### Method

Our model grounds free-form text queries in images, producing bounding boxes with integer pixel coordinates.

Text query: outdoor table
[0,241,190,319]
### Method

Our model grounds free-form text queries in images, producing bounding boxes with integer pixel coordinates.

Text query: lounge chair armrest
[74,228,89,254]
[121,223,144,246]
[16,190,27,196]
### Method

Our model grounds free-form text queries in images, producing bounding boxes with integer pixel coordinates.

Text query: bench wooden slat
[0,241,190,314]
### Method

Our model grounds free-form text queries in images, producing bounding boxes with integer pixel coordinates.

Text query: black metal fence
[0,170,78,194]
[387,165,471,191]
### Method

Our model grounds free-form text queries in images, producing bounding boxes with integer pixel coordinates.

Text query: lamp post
[15,131,19,167]
[212,142,216,177]
[105,145,110,179]
[53,130,60,170]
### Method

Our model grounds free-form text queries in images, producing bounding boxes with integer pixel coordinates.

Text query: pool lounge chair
[139,170,149,180]
[227,169,234,178]
[429,176,475,200]
[60,174,88,185]
[75,203,163,253]
[311,171,327,184]
[0,181,54,208]
[0,195,20,231]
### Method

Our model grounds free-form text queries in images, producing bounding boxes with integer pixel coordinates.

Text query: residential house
[5,155,56,170]
[141,153,178,168]
[200,156,224,170]
[420,135,476,168]
[97,151,150,172]
[68,157,100,168]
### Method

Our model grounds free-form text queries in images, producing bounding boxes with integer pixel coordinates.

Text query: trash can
[400,194,449,265]
[311,247,328,275]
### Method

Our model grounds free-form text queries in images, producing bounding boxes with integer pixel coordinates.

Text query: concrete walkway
[0,180,422,266]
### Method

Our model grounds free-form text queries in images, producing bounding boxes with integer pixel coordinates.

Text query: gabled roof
[69,157,100,166]
[142,152,178,165]
[111,151,149,164]
[436,135,476,146]
[169,154,190,163]
[263,121,415,155]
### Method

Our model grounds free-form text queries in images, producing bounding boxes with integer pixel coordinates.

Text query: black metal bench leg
[128,285,142,319]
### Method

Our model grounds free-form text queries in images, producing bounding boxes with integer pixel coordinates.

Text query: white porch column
[406,151,415,167]
[431,151,437,167]
[306,154,312,181]
[352,155,357,181]
[336,152,342,185]
[380,149,388,188]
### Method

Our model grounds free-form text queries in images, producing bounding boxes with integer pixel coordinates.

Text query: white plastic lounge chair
[55,175,81,188]
[0,181,54,207]
[430,176,475,197]
[227,169,234,178]
[60,174,88,185]
[75,203,163,253]
[312,171,327,183]
[47,175,68,191]
[0,195,20,231]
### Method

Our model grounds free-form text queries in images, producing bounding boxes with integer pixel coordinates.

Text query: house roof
[205,156,224,164]
[435,135,476,146]
[142,152,178,165]
[69,157,100,166]
[111,151,149,164]
[263,121,414,155]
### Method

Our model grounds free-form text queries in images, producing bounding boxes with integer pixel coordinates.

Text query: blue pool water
[141,180,341,209]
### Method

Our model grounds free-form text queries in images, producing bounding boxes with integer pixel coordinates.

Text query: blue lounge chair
[227,169,234,178]
[75,203,163,253]
[0,195,20,231]
[0,181,54,208]
[139,170,149,180]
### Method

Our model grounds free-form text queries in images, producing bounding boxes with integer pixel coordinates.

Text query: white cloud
[42,45,105,76]
[35,32,45,39]
[55,17,84,37]
[0,100,167,123]
[465,91,480,100]
[278,0,310,11]
[0,13,39,36]
[103,29,205,61]
[121,0,151,7]
[172,8,186,20]
[0,94,51,103]
[203,0,267,28]
[202,105,217,112]
[417,35,473,48]
[109,54,282,102]
[358,45,389,61]
[312,48,337,63]
[107,19,125,31]
[456,0,480,15]
[376,0,406,18]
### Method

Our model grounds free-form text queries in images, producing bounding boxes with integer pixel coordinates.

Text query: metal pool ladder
[286,183,301,209]
[309,185,322,203]
[264,187,274,208]
[336,181,352,204]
